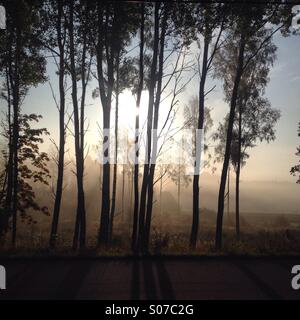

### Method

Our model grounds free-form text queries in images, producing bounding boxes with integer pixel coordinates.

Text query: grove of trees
[0,0,297,253]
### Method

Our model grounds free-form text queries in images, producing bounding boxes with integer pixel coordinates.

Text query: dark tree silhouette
[190,3,226,250]
[137,2,195,253]
[137,2,161,253]
[91,1,139,246]
[131,2,145,252]
[213,27,279,240]
[0,0,47,245]
[67,0,93,249]
[41,0,68,249]
[214,3,292,250]
[143,2,169,253]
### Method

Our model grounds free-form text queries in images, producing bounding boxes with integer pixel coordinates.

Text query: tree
[214,102,280,238]
[67,0,93,249]
[184,2,226,250]
[0,113,50,239]
[108,53,119,244]
[109,53,135,241]
[137,2,162,253]
[214,3,292,250]
[92,1,139,246]
[110,36,141,243]
[213,26,280,240]
[131,2,145,252]
[179,95,213,221]
[0,0,47,245]
[137,2,195,253]
[138,2,188,253]
[41,0,68,249]
[169,137,192,216]
[290,122,300,184]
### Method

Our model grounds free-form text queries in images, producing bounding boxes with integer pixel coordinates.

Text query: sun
[117,89,149,131]
[117,89,174,132]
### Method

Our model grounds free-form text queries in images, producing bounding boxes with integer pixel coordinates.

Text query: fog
[13,156,297,247]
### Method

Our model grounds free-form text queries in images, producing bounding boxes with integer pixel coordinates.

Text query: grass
[1,209,300,258]
[1,227,300,258]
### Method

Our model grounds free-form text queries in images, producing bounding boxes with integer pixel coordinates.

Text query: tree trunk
[190,34,209,249]
[50,0,65,249]
[68,1,86,250]
[12,106,18,247]
[215,33,246,250]
[177,165,181,215]
[98,105,111,246]
[11,24,21,247]
[129,169,134,225]
[78,5,91,248]
[235,106,242,241]
[159,174,163,215]
[97,2,115,247]
[227,166,230,220]
[122,163,125,216]
[137,2,160,251]
[109,53,120,243]
[2,65,13,236]
[143,4,167,253]
[132,2,144,252]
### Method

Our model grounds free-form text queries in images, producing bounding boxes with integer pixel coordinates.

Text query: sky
[187,32,300,183]
[176,31,300,184]
[240,32,300,183]
[1,25,299,187]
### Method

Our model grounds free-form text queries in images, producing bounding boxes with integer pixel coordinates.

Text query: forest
[0,0,299,257]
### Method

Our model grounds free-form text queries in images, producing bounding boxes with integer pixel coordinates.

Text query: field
[1,209,300,257]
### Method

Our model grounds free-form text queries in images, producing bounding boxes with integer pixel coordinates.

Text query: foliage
[212,25,280,171]
[184,96,213,166]
[0,0,47,93]
[213,100,280,171]
[290,122,300,184]
[1,114,50,223]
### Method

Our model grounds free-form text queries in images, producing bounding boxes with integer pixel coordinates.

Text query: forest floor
[3,210,300,257]
[0,256,300,299]
[1,227,300,257]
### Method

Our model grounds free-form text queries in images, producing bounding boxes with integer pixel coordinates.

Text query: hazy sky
[184,32,300,184]
[1,28,299,186]
[206,32,300,183]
